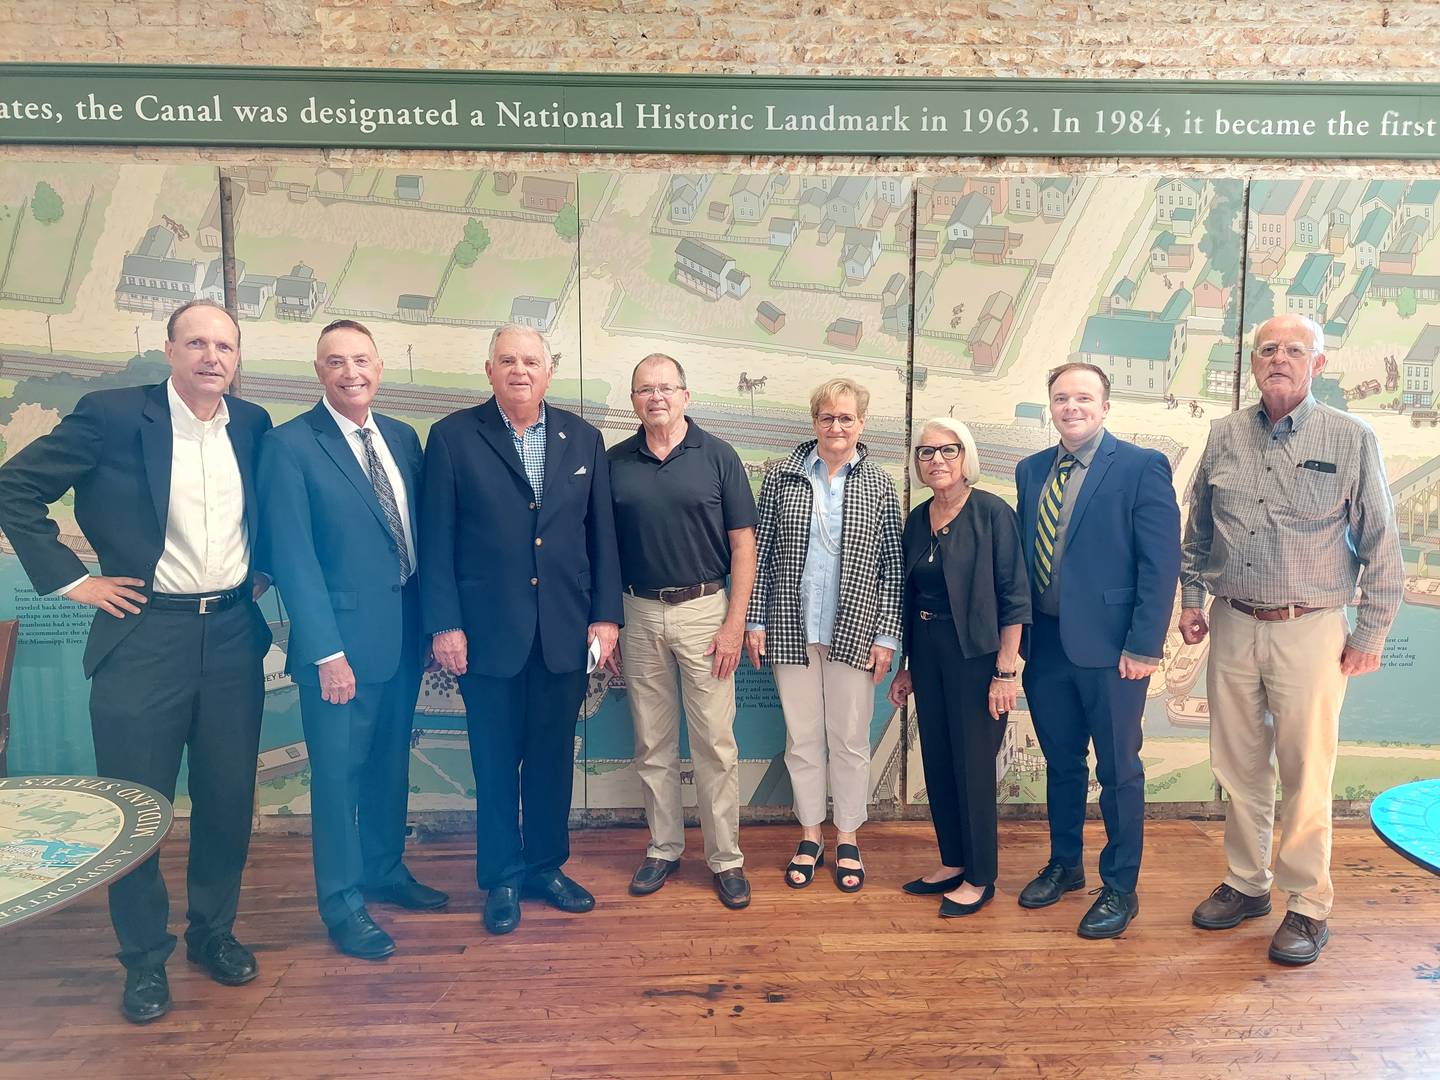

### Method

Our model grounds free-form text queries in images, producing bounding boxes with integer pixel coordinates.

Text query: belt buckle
[196,593,222,615]
[658,586,684,604]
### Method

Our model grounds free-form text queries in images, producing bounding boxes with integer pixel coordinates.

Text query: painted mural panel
[905,175,1246,807]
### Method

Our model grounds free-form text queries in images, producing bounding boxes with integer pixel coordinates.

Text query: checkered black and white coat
[746,440,904,671]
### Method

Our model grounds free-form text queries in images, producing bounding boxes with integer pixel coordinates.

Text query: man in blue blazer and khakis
[1014,362,1180,939]
[422,324,622,936]
[260,320,447,961]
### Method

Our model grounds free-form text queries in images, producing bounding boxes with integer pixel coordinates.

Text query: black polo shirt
[608,419,758,591]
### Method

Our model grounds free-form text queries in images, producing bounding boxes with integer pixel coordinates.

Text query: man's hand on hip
[1340,645,1381,676]
[66,576,148,618]
[588,621,620,675]
[318,656,357,705]
[433,629,468,676]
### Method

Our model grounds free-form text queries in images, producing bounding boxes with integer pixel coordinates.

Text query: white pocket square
[574,465,588,475]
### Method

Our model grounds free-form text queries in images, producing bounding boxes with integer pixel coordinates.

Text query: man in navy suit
[1014,362,1180,939]
[421,324,622,935]
[0,300,272,1022]
[260,320,448,961]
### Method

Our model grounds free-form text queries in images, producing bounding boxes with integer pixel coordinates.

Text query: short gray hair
[912,416,981,486]
[488,323,555,369]
[1252,313,1324,354]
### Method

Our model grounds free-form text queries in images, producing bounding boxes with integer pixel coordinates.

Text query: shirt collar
[321,395,375,438]
[804,446,859,478]
[1257,394,1316,434]
[166,378,229,435]
[1057,427,1104,468]
[499,399,546,438]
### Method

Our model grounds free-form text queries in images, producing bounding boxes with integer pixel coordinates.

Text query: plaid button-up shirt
[1180,395,1403,654]
[499,400,547,507]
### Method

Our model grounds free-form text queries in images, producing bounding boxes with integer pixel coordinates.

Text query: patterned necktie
[1033,453,1076,593]
[356,428,412,584]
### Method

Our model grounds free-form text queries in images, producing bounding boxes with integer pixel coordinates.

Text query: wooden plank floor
[1,821,1437,1079]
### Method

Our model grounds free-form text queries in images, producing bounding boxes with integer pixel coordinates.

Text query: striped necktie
[356,428,412,584]
[1033,453,1076,593]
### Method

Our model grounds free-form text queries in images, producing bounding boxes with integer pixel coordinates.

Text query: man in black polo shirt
[608,353,758,909]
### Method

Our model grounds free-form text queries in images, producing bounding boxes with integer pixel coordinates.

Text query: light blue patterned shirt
[798,449,901,653]
[499,400,548,507]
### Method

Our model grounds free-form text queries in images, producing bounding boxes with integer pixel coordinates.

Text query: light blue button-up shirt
[799,448,901,653]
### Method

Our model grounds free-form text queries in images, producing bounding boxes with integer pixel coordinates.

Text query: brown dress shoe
[629,857,680,896]
[713,867,751,910]
[1268,911,1329,965]
[1192,882,1272,929]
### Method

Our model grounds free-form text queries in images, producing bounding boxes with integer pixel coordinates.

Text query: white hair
[1252,313,1324,354]
[488,323,555,369]
[912,416,981,487]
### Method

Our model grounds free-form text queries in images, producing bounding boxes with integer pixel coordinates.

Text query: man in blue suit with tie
[260,320,447,961]
[422,324,622,936]
[1014,362,1180,939]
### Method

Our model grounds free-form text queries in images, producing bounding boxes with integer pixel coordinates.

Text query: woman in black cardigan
[888,417,1031,917]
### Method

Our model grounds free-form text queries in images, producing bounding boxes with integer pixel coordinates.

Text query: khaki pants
[1207,600,1350,919]
[622,591,742,872]
[771,644,874,833]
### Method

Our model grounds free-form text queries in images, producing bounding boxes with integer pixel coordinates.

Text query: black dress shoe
[185,931,258,986]
[365,880,450,911]
[629,857,681,896]
[484,885,522,935]
[1017,861,1086,909]
[1077,886,1139,939]
[328,909,396,960]
[522,870,596,913]
[121,965,171,1024]
[939,883,995,918]
[902,872,965,896]
[713,867,752,910]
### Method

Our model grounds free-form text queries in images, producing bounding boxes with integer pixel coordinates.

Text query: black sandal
[785,840,824,889]
[834,843,865,893]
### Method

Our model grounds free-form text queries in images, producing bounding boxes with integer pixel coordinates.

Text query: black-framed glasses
[915,443,963,462]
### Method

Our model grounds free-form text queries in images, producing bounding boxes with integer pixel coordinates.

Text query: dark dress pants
[299,661,422,927]
[459,635,587,889]
[1022,612,1148,894]
[88,601,268,970]
[909,617,1004,887]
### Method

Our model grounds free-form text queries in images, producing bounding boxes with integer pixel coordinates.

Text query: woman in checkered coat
[744,378,903,893]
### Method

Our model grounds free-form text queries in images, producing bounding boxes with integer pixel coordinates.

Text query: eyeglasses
[816,413,859,429]
[1255,342,1318,360]
[632,384,684,398]
[914,443,963,462]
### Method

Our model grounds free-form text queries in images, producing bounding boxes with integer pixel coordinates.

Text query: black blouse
[901,488,1032,661]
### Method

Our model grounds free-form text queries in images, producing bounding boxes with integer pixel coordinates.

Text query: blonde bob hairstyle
[809,377,870,420]
[912,416,981,487]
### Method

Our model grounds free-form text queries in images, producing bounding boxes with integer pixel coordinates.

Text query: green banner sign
[4,65,1440,157]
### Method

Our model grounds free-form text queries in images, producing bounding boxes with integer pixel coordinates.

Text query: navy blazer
[419,397,623,679]
[0,382,272,677]
[259,403,423,686]
[1014,429,1181,667]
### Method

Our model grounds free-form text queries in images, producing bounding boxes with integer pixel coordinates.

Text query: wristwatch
[993,669,1018,681]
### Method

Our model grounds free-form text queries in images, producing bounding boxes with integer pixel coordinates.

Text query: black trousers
[459,636,587,889]
[909,616,1004,887]
[88,601,268,970]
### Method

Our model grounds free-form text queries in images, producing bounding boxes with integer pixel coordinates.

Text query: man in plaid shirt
[1181,312,1403,966]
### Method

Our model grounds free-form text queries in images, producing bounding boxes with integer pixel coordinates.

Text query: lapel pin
[558,431,567,439]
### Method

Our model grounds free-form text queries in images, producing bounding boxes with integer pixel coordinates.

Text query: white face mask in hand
[586,634,603,675]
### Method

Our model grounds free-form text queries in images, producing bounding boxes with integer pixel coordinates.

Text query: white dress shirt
[57,379,250,599]
[314,397,417,668]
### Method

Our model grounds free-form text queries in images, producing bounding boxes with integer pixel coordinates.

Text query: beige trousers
[771,644,874,833]
[622,591,742,872]
[1207,599,1350,919]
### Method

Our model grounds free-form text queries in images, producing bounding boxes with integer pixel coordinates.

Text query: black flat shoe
[121,965,171,1024]
[939,883,996,918]
[834,843,865,893]
[522,870,596,913]
[484,885,521,935]
[327,909,396,960]
[785,840,824,889]
[902,872,965,896]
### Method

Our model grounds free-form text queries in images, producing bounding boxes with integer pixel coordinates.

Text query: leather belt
[625,580,725,605]
[917,609,953,621]
[1225,598,1323,621]
[149,584,248,615]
